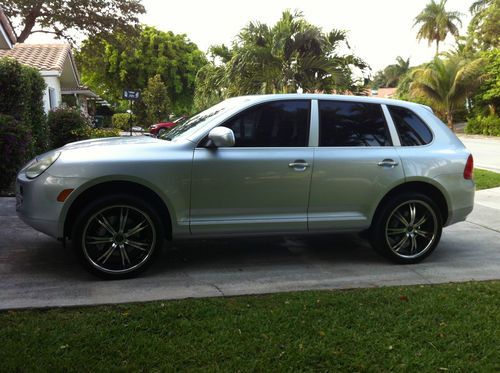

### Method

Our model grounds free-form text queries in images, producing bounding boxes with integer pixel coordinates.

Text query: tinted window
[222,100,310,147]
[388,105,433,146]
[319,101,392,146]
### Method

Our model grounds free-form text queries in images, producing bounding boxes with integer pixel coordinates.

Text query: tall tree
[414,0,462,54]
[76,26,207,114]
[142,74,171,125]
[372,56,410,88]
[1,0,145,43]
[194,10,368,110]
[467,0,500,51]
[410,56,484,130]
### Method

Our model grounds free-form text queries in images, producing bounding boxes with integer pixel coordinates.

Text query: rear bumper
[433,174,475,226]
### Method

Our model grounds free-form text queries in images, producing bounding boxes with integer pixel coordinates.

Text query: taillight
[464,154,474,180]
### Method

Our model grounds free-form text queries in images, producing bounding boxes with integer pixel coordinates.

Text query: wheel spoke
[86,235,113,245]
[125,239,148,251]
[409,203,416,225]
[410,235,418,254]
[387,227,407,235]
[125,220,148,237]
[415,229,431,238]
[119,207,129,233]
[97,243,117,264]
[414,214,428,227]
[119,244,131,267]
[392,234,409,252]
[97,214,116,235]
[394,211,409,227]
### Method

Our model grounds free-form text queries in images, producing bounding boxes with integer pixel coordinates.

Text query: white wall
[41,75,62,113]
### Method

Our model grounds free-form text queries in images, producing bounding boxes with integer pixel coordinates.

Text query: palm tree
[410,56,484,130]
[227,10,367,95]
[414,0,463,54]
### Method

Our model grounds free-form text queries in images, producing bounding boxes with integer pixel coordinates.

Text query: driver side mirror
[208,126,235,147]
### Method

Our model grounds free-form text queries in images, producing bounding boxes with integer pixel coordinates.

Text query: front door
[190,100,313,235]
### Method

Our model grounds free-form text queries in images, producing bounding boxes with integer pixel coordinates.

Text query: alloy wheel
[384,200,438,259]
[81,205,157,274]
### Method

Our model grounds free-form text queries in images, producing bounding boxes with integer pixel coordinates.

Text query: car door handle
[289,160,310,171]
[377,159,399,168]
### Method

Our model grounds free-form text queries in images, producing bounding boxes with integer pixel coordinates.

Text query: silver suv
[16,94,475,278]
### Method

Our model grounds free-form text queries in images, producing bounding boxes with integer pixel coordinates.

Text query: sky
[25,0,473,74]
[140,0,472,73]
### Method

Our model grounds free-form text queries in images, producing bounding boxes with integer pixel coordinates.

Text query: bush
[112,113,137,131]
[465,115,500,136]
[0,114,32,189]
[48,108,91,148]
[89,128,121,138]
[0,58,48,155]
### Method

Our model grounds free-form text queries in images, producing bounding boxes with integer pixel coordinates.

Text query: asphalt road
[458,135,500,173]
[1,189,499,310]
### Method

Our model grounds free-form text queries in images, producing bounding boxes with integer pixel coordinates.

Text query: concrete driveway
[1,190,499,310]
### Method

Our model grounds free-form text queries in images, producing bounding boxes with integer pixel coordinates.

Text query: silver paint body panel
[16,94,474,240]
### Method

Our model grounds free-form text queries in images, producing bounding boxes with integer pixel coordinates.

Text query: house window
[49,88,57,109]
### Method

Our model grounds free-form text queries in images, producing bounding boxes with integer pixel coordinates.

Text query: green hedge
[465,115,500,136]
[0,58,49,155]
[112,113,137,131]
[0,114,32,189]
[89,128,121,138]
[48,108,91,148]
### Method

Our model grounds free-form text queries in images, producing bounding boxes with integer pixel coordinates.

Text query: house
[0,7,97,114]
[369,87,397,99]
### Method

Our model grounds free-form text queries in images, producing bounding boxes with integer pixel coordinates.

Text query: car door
[190,99,314,235]
[308,100,405,231]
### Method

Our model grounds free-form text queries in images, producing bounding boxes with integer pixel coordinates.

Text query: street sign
[122,90,140,100]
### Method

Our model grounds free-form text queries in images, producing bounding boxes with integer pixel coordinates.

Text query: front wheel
[370,193,442,264]
[72,195,163,279]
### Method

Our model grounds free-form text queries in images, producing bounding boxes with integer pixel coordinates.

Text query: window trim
[317,99,393,148]
[197,99,312,148]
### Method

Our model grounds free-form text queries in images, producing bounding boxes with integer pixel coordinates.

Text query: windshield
[159,97,249,141]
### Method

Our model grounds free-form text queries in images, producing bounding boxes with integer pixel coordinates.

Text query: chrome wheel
[384,200,438,259]
[82,205,157,274]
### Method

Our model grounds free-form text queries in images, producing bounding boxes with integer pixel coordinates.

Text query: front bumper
[16,172,84,239]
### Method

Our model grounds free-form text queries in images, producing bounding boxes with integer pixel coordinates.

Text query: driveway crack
[211,283,225,297]
[465,220,500,234]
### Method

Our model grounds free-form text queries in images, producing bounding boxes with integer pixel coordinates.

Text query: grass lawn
[475,168,500,190]
[1,281,498,372]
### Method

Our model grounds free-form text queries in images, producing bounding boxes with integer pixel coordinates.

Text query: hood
[61,136,159,150]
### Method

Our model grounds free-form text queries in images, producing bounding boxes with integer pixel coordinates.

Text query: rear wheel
[72,195,163,279]
[370,193,442,263]
[158,128,167,137]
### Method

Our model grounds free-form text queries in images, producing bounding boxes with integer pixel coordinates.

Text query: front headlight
[24,151,60,179]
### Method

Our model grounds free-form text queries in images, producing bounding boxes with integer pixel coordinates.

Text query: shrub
[465,115,500,136]
[48,108,91,148]
[0,58,48,155]
[0,114,32,189]
[89,128,121,138]
[112,113,137,131]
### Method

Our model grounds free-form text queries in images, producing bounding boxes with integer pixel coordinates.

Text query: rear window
[319,101,392,147]
[388,105,433,146]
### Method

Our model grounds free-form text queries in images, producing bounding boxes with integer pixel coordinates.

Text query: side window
[319,101,392,147]
[388,105,433,146]
[221,100,310,147]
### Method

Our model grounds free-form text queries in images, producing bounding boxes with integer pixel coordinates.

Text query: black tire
[158,128,167,137]
[370,192,442,264]
[71,194,164,279]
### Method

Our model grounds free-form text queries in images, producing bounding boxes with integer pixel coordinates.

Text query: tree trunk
[435,40,440,55]
[446,112,454,132]
[16,3,44,43]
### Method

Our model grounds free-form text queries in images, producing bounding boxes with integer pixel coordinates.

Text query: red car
[149,117,185,137]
